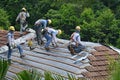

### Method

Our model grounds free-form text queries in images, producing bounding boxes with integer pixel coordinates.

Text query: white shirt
[71,32,81,45]
[16,11,30,23]
[7,32,15,46]
[47,27,58,44]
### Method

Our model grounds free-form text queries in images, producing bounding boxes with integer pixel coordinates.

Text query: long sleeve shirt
[47,27,58,43]
[35,19,48,28]
[7,31,15,46]
[70,31,81,45]
[16,11,30,22]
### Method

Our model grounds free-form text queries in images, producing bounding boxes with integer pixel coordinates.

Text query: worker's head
[9,26,15,31]
[75,26,81,31]
[22,7,26,11]
[48,19,52,24]
[58,29,62,35]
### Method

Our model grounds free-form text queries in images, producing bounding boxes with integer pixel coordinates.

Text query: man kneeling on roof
[42,27,62,51]
[68,26,85,55]
[7,26,25,64]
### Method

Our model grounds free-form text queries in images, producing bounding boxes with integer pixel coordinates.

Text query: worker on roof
[42,27,62,51]
[33,19,52,45]
[16,7,30,36]
[7,26,25,64]
[68,26,85,55]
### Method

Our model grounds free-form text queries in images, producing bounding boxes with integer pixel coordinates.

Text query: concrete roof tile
[94,46,110,51]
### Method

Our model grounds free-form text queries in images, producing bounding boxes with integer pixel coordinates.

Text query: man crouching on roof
[42,27,62,51]
[68,26,85,55]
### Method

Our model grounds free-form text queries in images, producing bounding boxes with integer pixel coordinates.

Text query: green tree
[45,3,82,39]
[0,8,10,30]
[96,8,120,45]
[0,58,9,80]
[14,69,82,80]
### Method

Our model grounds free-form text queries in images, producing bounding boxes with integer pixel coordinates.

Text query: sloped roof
[0,30,20,47]
[0,29,119,80]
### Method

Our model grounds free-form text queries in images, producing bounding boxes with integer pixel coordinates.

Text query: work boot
[45,47,50,51]
[20,55,25,58]
[20,34,23,37]
[30,47,35,50]
[8,59,11,65]
[40,40,44,45]
[70,47,75,55]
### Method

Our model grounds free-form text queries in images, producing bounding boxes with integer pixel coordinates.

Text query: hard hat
[48,19,52,24]
[22,7,26,11]
[58,29,62,35]
[75,26,81,30]
[9,26,15,31]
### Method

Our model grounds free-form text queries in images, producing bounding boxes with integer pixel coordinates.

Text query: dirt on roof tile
[85,66,107,72]
[88,55,97,61]
[95,54,119,61]
[90,61,109,66]
[82,72,101,77]
[89,76,108,80]
[94,46,110,51]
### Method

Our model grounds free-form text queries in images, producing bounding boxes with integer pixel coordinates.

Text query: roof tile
[94,46,109,51]
[85,66,107,72]
[82,46,120,79]
[82,72,101,77]
[90,61,108,66]
[88,55,97,61]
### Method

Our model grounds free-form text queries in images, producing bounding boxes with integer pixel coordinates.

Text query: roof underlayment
[0,28,120,80]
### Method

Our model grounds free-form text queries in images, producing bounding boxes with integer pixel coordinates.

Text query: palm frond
[0,58,9,80]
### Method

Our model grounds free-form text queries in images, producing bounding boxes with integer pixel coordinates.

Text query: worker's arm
[52,33,58,47]
[16,13,21,22]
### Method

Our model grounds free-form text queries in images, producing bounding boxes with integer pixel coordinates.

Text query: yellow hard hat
[75,26,81,30]
[48,19,52,24]
[9,26,15,31]
[22,7,26,11]
[58,29,62,35]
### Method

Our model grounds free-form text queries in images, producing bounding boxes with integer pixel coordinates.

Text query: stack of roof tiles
[0,30,26,47]
[82,46,119,80]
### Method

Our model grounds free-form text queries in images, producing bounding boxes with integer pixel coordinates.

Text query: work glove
[11,42,16,49]
[27,39,33,47]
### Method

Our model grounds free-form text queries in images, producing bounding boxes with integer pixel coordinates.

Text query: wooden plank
[11,56,71,78]
[6,72,16,80]
[33,48,76,61]
[24,51,83,69]
[39,46,71,56]
[10,64,26,71]
[8,66,23,74]
[24,48,75,63]
[12,54,81,75]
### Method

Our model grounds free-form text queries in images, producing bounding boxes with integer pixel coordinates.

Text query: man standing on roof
[42,27,62,51]
[34,19,52,45]
[7,26,25,64]
[16,7,30,36]
[68,26,85,55]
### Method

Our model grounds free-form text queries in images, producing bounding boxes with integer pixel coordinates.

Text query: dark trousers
[34,26,43,45]
[68,44,85,53]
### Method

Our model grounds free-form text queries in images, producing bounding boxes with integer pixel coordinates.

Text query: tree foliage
[0,8,10,30]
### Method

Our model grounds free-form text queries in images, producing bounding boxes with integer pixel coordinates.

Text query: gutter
[109,46,120,54]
